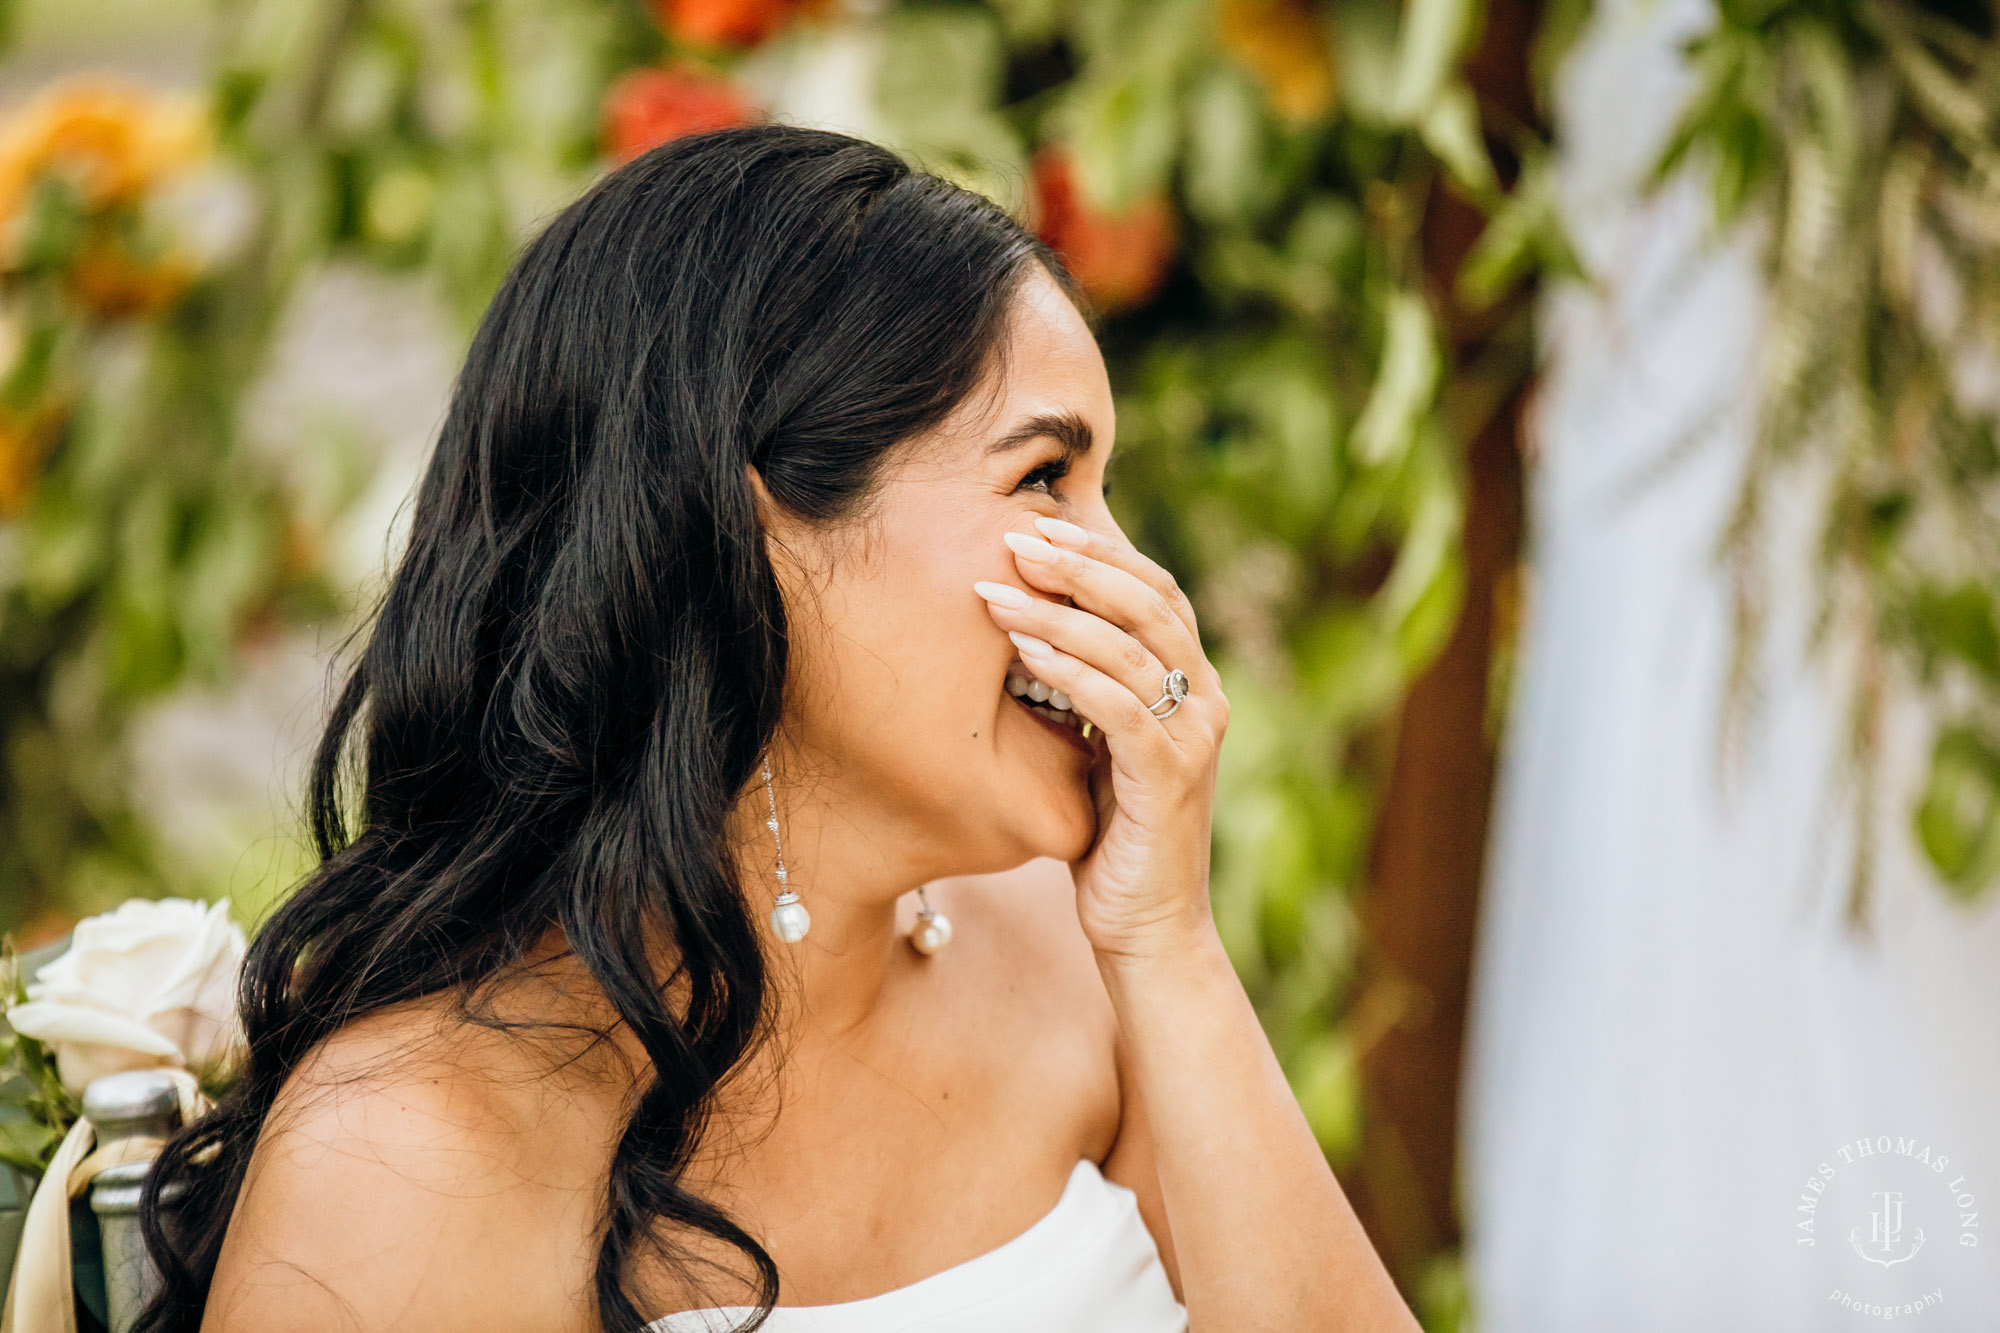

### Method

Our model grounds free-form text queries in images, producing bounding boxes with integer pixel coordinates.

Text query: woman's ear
[745,463,805,589]
[744,463,777,524]
[745,463,798,553]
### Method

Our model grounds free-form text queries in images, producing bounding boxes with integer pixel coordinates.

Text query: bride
[135,125,1416,1333]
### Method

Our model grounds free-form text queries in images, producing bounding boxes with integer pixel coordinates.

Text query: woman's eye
[1017,459,1069,495]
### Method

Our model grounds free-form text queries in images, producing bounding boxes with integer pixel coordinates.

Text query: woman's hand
[977,517,1418,1333]
[974,514,1229,963]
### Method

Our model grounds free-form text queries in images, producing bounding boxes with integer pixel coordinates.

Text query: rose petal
[149,900,245,1012]
[51,1044,178,1098]
[5,999,184,1059]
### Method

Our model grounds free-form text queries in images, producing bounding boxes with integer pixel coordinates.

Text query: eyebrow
[987,410,1095,463]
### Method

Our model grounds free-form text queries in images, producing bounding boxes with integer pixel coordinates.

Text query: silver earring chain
[762,751,810,942]
[760,751,949,955]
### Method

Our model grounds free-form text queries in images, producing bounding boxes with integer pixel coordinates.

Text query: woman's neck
[722,747,955,1037]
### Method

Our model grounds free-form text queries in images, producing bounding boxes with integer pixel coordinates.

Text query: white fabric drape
[1461,0,2000,1328]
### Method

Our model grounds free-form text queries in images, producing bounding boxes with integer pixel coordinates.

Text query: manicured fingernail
[1007,630,1053,659]
[1033,516,1090,549]
[1002,530,1059,562]
[972,580,1030,608]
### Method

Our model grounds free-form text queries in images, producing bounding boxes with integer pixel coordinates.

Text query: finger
[1026,518,1221,698]
[973,579,1166,706]
[1032,516,1201,644]
[1001,531,1203,692]
[1004,629,1179,760]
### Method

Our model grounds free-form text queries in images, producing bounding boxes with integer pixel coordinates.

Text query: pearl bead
[910,911,953,956]
[769,898,811,943]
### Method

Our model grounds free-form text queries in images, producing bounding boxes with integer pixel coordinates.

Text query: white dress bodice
[647,1157,1189,1332]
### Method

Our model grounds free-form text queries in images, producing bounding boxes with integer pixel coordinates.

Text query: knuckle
[1120,638,1152,674]
[1148,593,1178,630]
[1120,694,1154,732]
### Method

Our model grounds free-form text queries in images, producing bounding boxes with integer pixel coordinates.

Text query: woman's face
[759,266,1118,880]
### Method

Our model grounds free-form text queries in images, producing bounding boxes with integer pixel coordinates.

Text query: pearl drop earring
[909,885,953,956]
[761,752,810,943]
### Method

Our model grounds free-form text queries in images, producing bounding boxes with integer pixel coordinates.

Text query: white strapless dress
[647,1158,1189,1333]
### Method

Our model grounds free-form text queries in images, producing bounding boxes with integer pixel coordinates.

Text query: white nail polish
[1033,517,1090,549]
[1003,531,1059,562]
[973,579,1030,608]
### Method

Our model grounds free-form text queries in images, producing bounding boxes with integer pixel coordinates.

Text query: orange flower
[1216,0,1337,124]
[651,0,821,49]
[1029,148,1176,313]
[603,66,755,164]
[0,79,207,246]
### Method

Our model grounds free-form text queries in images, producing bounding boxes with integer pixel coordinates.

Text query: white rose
[5,897,247,1096]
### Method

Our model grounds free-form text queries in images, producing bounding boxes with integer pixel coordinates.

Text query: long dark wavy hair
[133,125,1072,1333]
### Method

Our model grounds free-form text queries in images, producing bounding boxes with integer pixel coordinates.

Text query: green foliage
[0,82,345,927]
[209,0,643,328]
[0,3,1572,1289]
[1916,725,2000,897]
[0,0,654,930]
[0,940,75,1181]
[1414,1248,1474,1333]
[1460,145,1584,309]
[1653,0,2000,917]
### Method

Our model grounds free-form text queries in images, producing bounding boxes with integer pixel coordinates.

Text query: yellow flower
[1217,0,1338,125]
[0,78,209,259]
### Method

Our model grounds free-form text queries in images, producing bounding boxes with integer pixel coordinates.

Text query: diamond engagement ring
[1148,668,1190,719]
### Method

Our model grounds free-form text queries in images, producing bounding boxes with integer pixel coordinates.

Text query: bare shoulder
[205,1002,604,1333]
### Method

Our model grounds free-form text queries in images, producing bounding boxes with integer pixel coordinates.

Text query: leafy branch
[1655,0,2000,920]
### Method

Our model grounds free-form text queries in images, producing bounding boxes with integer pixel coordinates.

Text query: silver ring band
[1148,668,1190,720]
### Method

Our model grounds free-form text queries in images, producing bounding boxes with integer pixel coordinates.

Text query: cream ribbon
[0,1070,209,1333]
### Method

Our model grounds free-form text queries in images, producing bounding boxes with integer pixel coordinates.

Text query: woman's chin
[987,702,1101,855]
[1006,785,1097,863]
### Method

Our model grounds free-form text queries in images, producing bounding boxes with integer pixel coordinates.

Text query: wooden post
[1348,0,1543,1292]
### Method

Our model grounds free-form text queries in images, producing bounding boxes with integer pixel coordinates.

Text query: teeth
[1026,701,1080,730]
[1003,661,1079,728]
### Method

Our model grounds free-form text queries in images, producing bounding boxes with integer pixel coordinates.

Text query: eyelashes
[1017,458,1071,494]
[1016,457,1114,499]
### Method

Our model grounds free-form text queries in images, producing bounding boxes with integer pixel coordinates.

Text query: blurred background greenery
[2,0,1996,1326]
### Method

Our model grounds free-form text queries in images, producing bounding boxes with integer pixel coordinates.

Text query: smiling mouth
[1005,658,1086,733]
